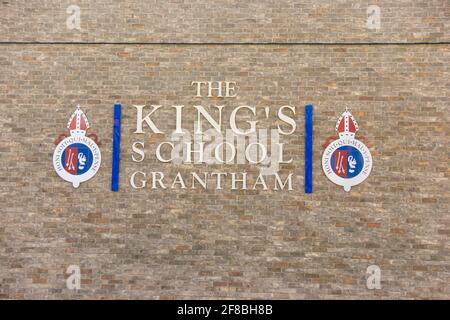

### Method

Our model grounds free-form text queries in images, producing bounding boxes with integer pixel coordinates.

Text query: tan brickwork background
[0,0,449,43]
[0,1,449,299]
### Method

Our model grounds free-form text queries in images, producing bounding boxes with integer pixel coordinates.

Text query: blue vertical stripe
[111,103,122,192]
[305,104,313,193]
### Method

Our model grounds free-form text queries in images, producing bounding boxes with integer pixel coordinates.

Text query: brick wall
[1,0,449,43]
[0,1,448,299]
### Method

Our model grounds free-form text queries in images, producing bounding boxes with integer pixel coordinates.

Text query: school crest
[322,109,372,192]
[53,106,101,188]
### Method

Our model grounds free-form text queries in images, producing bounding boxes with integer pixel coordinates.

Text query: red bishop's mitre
[67,105,90,136]
[335,108,358,140]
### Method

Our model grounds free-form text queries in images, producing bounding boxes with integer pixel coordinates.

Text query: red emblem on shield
[64,147,78,174]
[333,150,348,178]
